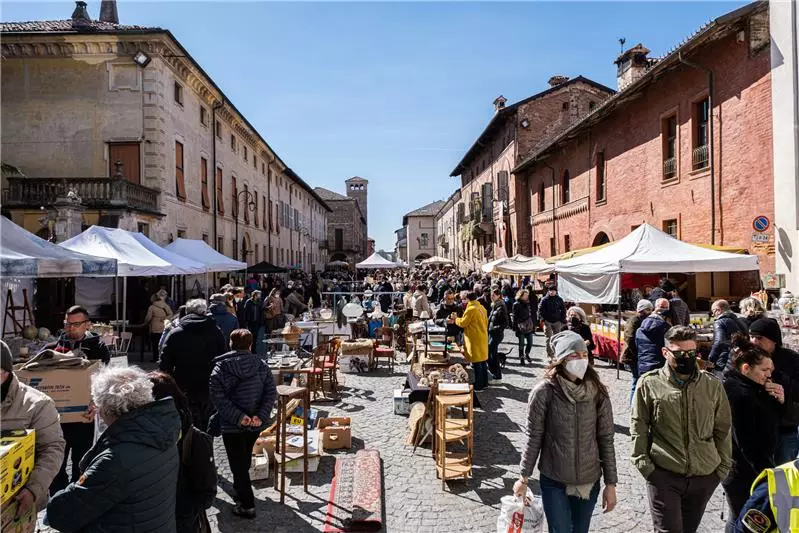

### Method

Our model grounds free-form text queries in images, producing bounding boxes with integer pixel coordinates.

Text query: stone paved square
[38,332,727,533]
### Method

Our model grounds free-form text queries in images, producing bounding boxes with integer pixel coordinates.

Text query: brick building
[445,77,614,272]
[513,2,774,288]
[402,200,446,262]
[435,190,461,266]
[315,177,369,264]
[0,1,330,272]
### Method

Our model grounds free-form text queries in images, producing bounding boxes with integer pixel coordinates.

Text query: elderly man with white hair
[47,366,181,533]
[160,298,226,432]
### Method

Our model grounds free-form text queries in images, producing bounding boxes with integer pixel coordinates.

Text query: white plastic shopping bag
[497,489,544,533]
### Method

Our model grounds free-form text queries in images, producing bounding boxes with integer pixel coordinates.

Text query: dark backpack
[181,425,218,510]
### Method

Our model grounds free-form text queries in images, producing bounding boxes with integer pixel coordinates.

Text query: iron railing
[663,157,677,179]
[692,145,709,170]
[4,177,160,213]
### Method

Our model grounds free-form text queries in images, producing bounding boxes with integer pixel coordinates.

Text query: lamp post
[234,188,257,263]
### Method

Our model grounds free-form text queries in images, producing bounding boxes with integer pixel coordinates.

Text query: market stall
[554,224,760,374]
[420,256,453,266]
[481,254,553,275]
[164,237,247,272]
[355,253,399,270]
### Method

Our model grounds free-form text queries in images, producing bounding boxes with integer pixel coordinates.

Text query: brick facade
[517,8,774,275]
[316,180,368,264]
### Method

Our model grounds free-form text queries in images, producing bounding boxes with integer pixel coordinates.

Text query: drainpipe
[267,156,274,263]
[541,161,557,255]
[679,52,715,244]
[211,99,224,250]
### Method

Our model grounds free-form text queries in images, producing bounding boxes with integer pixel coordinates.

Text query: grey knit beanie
[550,330,587,363]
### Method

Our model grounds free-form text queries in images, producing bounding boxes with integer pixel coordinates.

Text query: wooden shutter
[109,143,141,184]
[268,201,273,232]
[175,141,186,201]
[253,190,258,226]
[243,184,250,224]
[262,195,267,230]
[216,168,225,215]
[231,177,238,218]
[200,157,210,210]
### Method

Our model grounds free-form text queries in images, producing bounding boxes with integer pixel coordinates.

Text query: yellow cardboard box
[0,430,35,506]
[16,361,100,423]
[0,497,36,533]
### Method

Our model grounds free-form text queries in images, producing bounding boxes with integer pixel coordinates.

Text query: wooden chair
[115,332,132,357]
[322,338,341,398]
[306,343,328,400]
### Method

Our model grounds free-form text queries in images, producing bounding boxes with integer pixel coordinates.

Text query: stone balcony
[3,177,162,215]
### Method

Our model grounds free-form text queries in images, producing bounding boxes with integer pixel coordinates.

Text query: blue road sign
[753,216,770,232]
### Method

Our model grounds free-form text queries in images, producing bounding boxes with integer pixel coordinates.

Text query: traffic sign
[753,216,770,232]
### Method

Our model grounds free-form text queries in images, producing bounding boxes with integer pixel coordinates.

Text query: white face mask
[565,358,589,380]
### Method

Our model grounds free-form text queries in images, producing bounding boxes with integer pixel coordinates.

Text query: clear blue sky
[2,0,746,250]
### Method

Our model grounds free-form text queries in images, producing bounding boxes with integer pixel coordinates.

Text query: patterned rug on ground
[324,449,383,532]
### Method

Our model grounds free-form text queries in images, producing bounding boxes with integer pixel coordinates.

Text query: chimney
[614,43,651,90]
[99,0,119,24]
[71,1,92,29]
[547,75,570,88]
[492,95,507,113]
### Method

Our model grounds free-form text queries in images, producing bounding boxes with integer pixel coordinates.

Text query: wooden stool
[274,385,310,503]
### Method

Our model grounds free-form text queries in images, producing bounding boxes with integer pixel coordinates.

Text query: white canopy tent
[355,252,398,270]
[420,256,453,266]
[555,224,760,304]
[0,217,117,278]
[61,226,208,332]
[164,238,246,272]
[481,254,553,275]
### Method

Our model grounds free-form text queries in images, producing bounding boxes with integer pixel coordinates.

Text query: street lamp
[234,188,257,263]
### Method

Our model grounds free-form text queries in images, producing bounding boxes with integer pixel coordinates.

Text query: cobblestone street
[201,332,726,533]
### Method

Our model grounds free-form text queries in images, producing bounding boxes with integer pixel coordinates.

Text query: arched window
[538,181,545,212]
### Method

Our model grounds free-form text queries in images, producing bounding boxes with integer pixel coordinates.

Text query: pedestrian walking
[747,318,799,464]
[734,458,799,533]
[515,330,617,533]
[538,283,566,359]
[566,306,595,366]
[707,299,747,375]
[633,298,671,396]
[451,291,489,390]
[622,300,654,404]
[149,371,217,533]
[47,367,181,533]
[160,298,227,431]
[1,341,65,515]
[669,290,691,327]
[487,287,508,382]
[512,289,536,365]
[209,293,238,343]
[142,289,174,362]
[722,336,782,533]
[209,329,277,519]
[631,326,732,533]
[243,290,262,352]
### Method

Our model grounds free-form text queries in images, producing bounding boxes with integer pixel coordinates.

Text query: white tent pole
[115,276,119,324]
[616,271,622,380]
[122,277,128,334]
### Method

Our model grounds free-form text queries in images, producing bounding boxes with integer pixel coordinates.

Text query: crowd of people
[3,266,799,533]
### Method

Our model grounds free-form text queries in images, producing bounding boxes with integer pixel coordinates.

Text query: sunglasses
[666,348,697,359]
[63,320,89,328]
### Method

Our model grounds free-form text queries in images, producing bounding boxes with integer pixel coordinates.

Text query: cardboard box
[394,389,411,416]
[283,455,320,473]
[0,430,35,506]
[249,452,270,481]
[16,361,100,423]
[253,436,276,460]
[318,417,352,450]
[0,497,36,533]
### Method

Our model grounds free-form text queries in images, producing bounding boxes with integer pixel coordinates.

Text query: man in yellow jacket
[451,291,489,390]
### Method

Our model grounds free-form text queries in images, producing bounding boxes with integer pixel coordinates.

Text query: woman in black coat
[512,289,536,365]
[722,336,783,533]
[567,306,596,365]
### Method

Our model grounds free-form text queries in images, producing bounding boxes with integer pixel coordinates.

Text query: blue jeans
[776,428,799,464]
[539,475,600,533]
[472,361,488,391]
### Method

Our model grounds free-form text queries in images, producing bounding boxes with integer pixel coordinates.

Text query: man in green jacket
[631,325,732,533]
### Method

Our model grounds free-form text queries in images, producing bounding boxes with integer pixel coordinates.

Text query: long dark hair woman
[514,330,617,533]
[149,371,217,533]
[721,335,783,533]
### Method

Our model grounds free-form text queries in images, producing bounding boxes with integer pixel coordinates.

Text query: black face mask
[673,354,696,375]
[570,317,581,329]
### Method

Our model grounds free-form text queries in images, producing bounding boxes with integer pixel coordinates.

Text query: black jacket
[47,332,111,364]
[378,282,393,312]
[723,371,780,486]
[568,320,595,356]
[488,300,509,335]
[176,425,216,533]
[209,350,277,434]
[512,300,534,332]
[538,294,566,324]
[435,302,463,337]
[771,346,799,429]
[47,399,181,533]
[635,314,670,374]
[477,295,491,316]
[708,311,747,368]
[160,314,227,401]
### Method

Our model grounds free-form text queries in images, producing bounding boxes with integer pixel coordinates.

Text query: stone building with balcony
[513,2,774,284]
[315,177,369,265]
[394,227,408,263]
[435,190,461,268]
[401,200,445,263]
[448,76,614,272]
[0,0,330,272]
